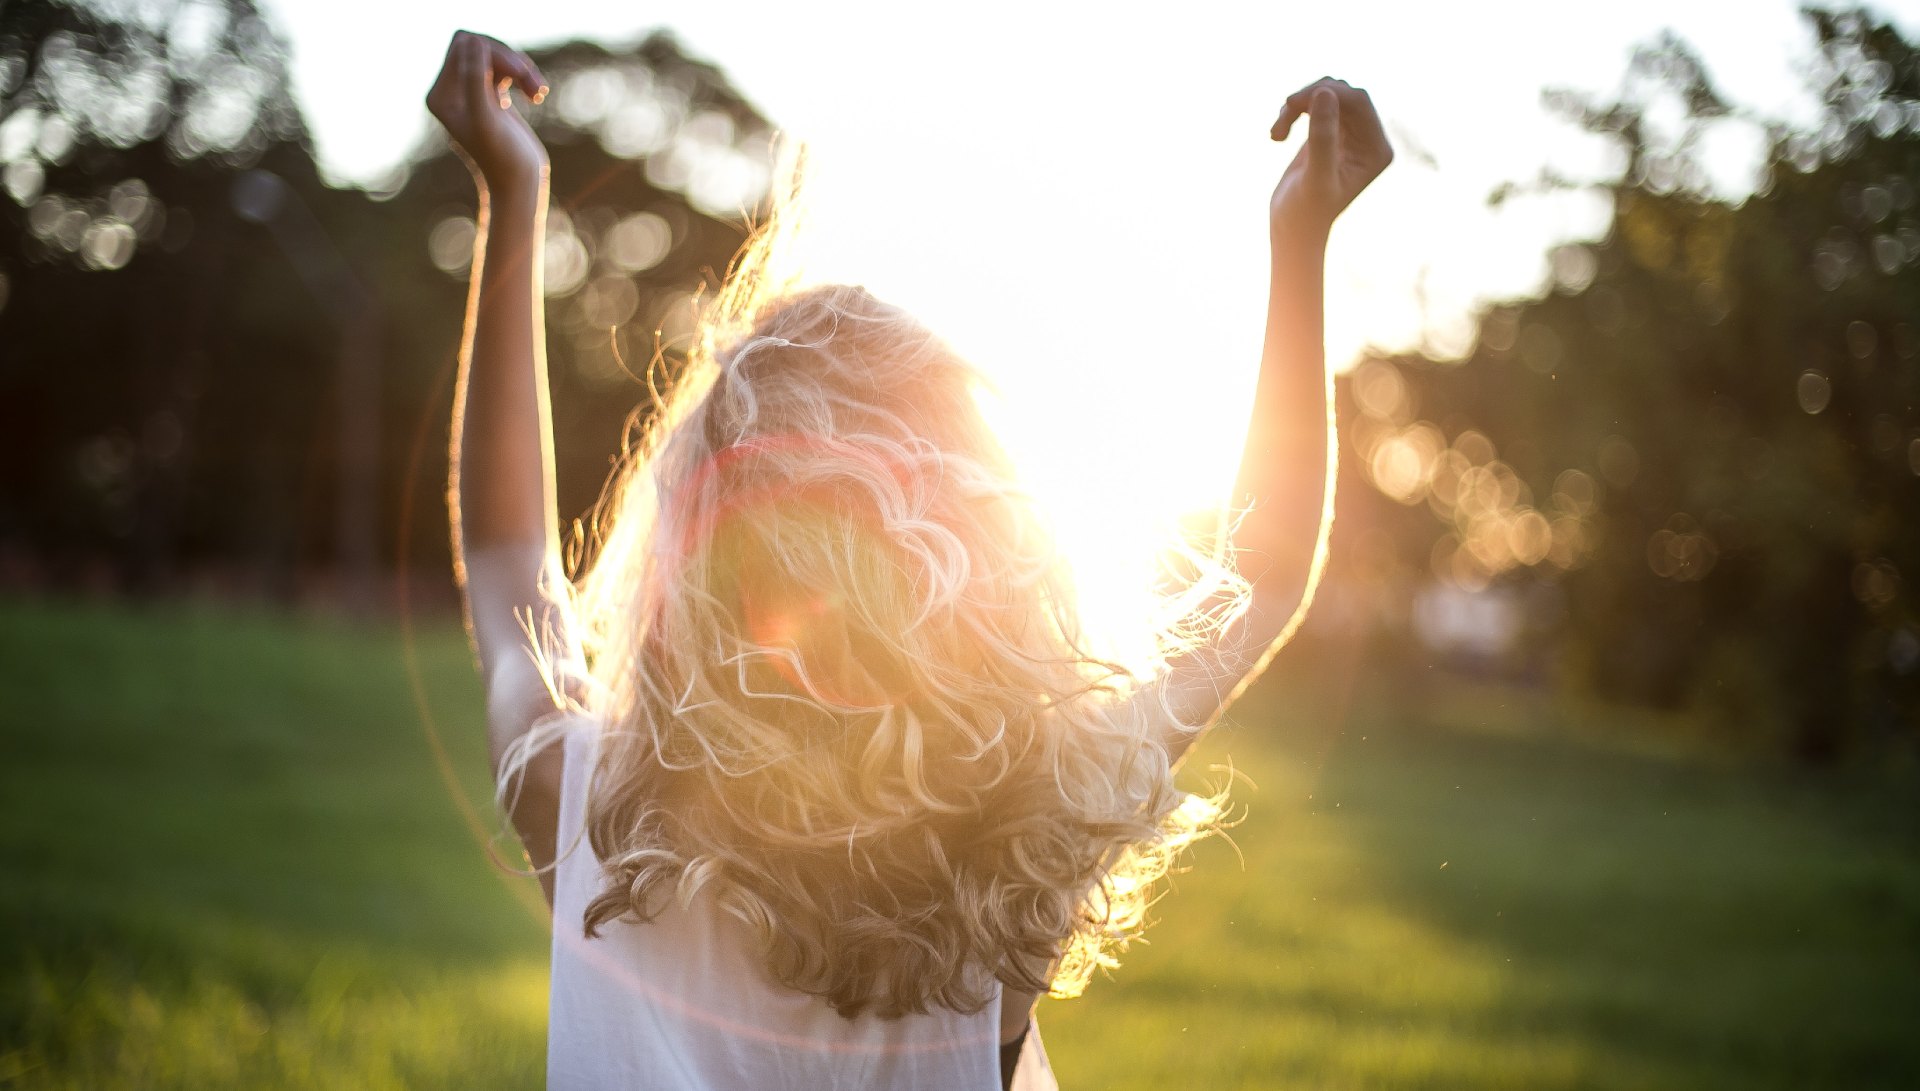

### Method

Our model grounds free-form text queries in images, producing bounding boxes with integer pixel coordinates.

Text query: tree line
[1322,9,1920,759]
[0,0,772,608]
[3,2,1915,759]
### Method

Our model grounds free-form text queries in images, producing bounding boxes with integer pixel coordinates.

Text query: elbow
[483,658,586,777]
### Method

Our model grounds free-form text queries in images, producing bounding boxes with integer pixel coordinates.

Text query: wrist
[1269,214,1329,259]
[476,166,549,217]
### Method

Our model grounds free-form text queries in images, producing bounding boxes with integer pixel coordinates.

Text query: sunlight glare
[774,139,1271,669]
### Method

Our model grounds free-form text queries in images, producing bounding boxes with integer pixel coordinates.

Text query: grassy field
[2,599,1917,1089]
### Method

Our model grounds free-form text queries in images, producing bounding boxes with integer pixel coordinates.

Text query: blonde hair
[562,185,1241,1019]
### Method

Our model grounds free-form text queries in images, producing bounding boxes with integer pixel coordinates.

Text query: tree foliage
[1338,8,1920,759]
[0,2,772,599]
[0,0,323,593]
[7,2,1916,757]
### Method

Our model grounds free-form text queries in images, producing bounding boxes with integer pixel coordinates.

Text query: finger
[1271,98,1303,141]
[476,34,549,106]
[441,30,468,75]
[491,45,546,105]
[1339,85,1392,156]
[468,34,511,109]
[458,32,505,110]
[443,32,481,121]
[1308,85,1341,161]
[505,48,549,105]
[1271,77,1336,141]
[458,31,486,109]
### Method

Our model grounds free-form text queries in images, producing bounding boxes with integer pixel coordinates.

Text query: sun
[764,146,1273,672]
[964,341,1252,675]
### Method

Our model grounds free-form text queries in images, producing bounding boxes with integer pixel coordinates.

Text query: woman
[428,29,1389,1090]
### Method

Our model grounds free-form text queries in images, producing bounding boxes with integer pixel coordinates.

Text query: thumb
[1308,86,1341,166]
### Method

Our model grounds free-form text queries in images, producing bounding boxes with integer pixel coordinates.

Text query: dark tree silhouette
[0,0,322,595]
[1332,9,1920,760]
[0,5,774,605]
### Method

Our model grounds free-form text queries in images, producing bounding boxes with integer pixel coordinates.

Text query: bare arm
[428,31,575,904]
[1160,79,1392,755]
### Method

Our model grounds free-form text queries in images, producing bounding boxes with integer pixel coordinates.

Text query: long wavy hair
[554,186,1245,1019]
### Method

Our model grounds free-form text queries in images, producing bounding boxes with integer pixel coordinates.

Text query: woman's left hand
[1268,77,1392,238]
[426,30,551,194]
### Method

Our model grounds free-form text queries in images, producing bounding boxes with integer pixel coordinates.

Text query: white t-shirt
[543,716,1060,1090]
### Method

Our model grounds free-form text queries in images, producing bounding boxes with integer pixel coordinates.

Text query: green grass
[2,600,1916,1089]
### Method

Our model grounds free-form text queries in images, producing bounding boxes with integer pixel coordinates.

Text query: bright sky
[270,0,1918,649]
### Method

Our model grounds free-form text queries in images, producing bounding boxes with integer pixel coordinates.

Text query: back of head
[572,280,1213,1018]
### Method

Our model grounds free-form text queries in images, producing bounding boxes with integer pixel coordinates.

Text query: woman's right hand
[426,30,550,194]
[1268,77,1392,239]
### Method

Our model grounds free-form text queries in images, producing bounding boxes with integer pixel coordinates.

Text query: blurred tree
[0,0,326,595]
[1337,8,1920,760]
[0,5,773,603]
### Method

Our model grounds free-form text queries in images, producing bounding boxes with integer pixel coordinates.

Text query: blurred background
[3,1,1919,1087]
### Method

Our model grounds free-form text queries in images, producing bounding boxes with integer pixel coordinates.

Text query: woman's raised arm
[428,30,575,902]
[1160,79,1392,756]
